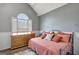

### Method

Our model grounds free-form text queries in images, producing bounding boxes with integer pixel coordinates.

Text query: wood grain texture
[11,33,35,49]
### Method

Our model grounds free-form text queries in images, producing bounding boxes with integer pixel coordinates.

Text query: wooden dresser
[11,32,35,49]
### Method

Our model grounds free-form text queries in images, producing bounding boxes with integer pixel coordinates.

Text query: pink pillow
[52,35,62,42]
[59,32,72,35]
[57,34,70,43]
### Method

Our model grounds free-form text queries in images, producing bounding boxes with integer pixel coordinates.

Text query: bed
[28,32,72,55]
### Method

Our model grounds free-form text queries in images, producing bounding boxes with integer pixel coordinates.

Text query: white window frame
[12,13,32,33]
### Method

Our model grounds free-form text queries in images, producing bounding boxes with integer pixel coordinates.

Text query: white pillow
[44,34,54,41]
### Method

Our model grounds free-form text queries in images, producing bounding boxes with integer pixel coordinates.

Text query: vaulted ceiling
[28,3,67,16]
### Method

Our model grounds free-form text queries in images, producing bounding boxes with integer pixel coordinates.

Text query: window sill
[12,32,32,36]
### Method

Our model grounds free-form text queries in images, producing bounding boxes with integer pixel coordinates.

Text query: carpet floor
[0,46,37,55]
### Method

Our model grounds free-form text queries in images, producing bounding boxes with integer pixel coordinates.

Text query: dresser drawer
[11,33,35,49]
[12,36,26,42]
[11,41,27,49]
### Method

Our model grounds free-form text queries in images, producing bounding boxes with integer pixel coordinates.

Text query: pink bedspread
[28,37,72,55]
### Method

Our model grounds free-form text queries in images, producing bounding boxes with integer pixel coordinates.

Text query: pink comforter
[28,37,72,55]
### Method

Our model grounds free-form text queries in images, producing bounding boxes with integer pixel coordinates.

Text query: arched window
[12,13,32,33]
[17,13,29,20]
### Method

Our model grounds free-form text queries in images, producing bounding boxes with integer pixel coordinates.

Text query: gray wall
[74,32,79,55]
[0,3,40,32]
[40,3,79,32]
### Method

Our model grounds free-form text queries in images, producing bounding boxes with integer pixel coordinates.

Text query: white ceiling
[29,3,67,16]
